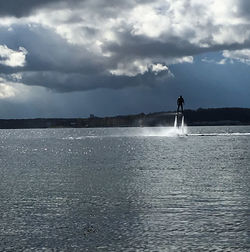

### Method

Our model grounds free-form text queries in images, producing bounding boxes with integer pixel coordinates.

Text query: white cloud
[129,4,171,38]
[151,63,169,73]
[201,57,216,64]
[110,60,149,77]
[1,1,250,49]
[217,58,227,65]
[0,75,44,101]
[202,57,227,65]
[0,77,24,99]
[10,73,23,81]
[222,49,250,65]
[110,60,173,77]
[0,78,16,98]
[0,45,28,67]
[0,0,249,92]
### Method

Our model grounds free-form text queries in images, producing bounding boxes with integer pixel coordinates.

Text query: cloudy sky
[0,0,250,118]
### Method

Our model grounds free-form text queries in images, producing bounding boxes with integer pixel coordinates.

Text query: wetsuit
[177,96,184,113]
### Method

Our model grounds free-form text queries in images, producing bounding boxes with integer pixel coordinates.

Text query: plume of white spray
[139,115,187,137]
[174,115,177,128]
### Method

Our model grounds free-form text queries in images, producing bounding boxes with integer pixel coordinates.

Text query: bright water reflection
[0,126,249,251]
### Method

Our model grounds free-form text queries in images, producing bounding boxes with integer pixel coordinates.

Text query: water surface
[0,126,249,251]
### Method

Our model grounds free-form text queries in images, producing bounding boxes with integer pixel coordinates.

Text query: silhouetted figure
[177,95,184,113]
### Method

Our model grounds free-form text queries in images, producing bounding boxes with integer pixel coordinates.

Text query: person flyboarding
[177,95,184,114]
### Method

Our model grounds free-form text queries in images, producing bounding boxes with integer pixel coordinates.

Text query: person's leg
[181,104,183,113]
[177,104,180,113]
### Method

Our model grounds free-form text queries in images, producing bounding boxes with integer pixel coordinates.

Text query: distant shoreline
[0,107,250,129]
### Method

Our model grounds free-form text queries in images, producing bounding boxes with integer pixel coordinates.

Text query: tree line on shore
[0,107,250,129]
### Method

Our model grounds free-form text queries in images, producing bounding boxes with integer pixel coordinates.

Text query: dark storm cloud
[0,25,107,73]
[1,21,250,93]
[0,24,172,92]
[0,0,91,17]
[237,0,250,18]
[0,0,63,17]
[0,0,149,17]
[21,67,171,92]
[0,0,250,95]
[104,32,250,60]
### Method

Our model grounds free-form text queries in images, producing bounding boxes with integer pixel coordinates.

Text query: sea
[0,125,249,251]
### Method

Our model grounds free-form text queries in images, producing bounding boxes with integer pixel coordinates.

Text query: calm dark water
[0,126,249,251]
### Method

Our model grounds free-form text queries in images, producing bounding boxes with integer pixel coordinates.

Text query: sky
[0,0,250,118]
